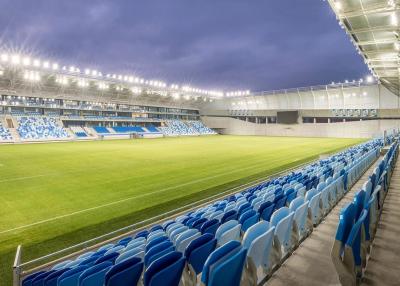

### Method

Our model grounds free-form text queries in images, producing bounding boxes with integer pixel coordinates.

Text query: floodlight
[0,53,8,62]
[33,59,41,67]
[43,61,50,69]
[366,75,373,83]
[11,54,21,65]
[52,63,59,70]
[23,57,31,66]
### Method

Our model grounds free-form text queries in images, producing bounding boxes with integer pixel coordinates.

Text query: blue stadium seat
[105,257,143,286]
[144,251,185,286]
[78,261,113,286]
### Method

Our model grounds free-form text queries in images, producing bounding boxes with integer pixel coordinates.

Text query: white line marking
[0,159,279,235]
[0,174,49,183]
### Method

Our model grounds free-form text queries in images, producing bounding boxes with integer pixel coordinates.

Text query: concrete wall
[202,116,400,138]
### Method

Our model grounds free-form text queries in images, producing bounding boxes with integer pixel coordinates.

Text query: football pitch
[0,135,365,284]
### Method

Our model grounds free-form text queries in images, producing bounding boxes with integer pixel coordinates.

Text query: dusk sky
[0,0,369,92]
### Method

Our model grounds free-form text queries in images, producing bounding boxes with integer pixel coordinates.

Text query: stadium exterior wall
[202,116,399,138]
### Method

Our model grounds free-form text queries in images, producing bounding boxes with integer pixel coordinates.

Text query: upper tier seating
[22,139,383,286]
[187,120,217,135]
[70,126,88,137]
[17,116,69,140]
[331,141,398,286]
[0,122,12,141]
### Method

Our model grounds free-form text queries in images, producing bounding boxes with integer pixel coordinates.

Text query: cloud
[0,0,369,91]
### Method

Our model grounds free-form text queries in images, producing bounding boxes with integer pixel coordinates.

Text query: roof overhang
[327,0,400,95]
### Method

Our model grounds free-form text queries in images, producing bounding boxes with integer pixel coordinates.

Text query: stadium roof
[328,0,400,95]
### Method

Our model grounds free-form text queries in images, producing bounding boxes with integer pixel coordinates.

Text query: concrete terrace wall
[202,116,400,138]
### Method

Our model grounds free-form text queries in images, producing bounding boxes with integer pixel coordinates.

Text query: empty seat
[201,240,247,286]
[78,261,113,286]
[105,257,143,286]
[183,234,217,285]
[200,219,220,235]
[239,209,260,233]
[289,197,310,241]
[215,220,241,246]
[144,251,185,286]
[270,207,295,257]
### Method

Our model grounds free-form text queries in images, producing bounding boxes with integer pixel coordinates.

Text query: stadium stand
[20,139,384,286]
[0,122,12,141]
[16,116,70,140]
[145,124,160,133]
[159,120,216,136]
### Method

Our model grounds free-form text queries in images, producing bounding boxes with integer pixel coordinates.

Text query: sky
[0,0,370,92]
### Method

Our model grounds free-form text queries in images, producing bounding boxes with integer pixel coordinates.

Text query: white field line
[0,159,288,235]
[0,174,49,183]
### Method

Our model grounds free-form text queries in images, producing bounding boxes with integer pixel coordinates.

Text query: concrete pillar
[328,118,331,123]
[313,118,316,124]
[266,116,268,124]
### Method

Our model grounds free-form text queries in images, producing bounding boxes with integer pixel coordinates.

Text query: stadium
[1,0,400,285]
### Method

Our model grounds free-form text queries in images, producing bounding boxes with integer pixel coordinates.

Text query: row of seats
[21,139,382,286]
[186,121,217,135]
[93,126,110,134]
[17,116,69,140]
[70,126,88,138]
[0,121,12,141]
[112,126,146,133]
[332,141,398,286]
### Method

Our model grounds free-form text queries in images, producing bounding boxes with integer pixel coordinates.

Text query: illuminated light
[69,66,76,73]
[334,1,342,10]
[33,59,41,67]
[366,75,374,83]
[131,86,141,94]
[11,54,21,65]
[395,42,400,51]
[52,63,59,70]
[43,61,50,69]
[1,53,9,62]
[345,79,349,83]
[363,92,367,96]
[23,57,31,66]
[92,70,98,76]
[0,70,3,76]
[85,69,90,75]
[391,13,398,26]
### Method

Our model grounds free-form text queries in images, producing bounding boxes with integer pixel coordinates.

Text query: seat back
[144,251,185,286]
[78,261,113,286]
[259,201,275,221]
[105,257,143,286]
[200,219,220,235]
[185,234,217,274]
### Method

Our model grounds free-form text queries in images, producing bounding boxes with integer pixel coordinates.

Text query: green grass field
[0,135,365,285]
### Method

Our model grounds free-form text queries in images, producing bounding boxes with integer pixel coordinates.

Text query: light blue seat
[125,240,145,252]
[144,251,185,286]
[51,260,71,270]
[105,256,143,286]
[174,228,198,245]
[116,247,145,264]
[201,241,247,286]
[242,221,275,284]
[208,210,224,221]
[58,266,88,286]
[320,186,331,215]
[63,258,85,269]
[289,197,310,240]
[97,244,114,253]
[270,207,295,256]
[239,209,260,233]
[215,220,241,246]
[306,189,322,225]
[127,237,146,247]
[166,223,184,237]
[176,231,201,253]
[78,261,113,286]
[147,232,167,243]
[77,252,96,260]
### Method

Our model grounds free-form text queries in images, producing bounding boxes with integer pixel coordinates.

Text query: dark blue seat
[221,210,238,224]
[78,261,113,286]
[238,203,251,215]
[31,270,56,286]
[78,256,99,267]
[151,225,163,232]
[117,237,132,246]
[259,201,275,221]
[145,241,174,266]
[200,219,220,235]
[23,271,46,286]
[135,230,149,239]
[185,234,217,276]
[285,189,297,205]
[192,218,208,230]
[95,252,119,265]
[274,195,287,210]
[44,269,70,286]
[239,209,259,232]
[105,257,143,286]
[144,251,185,286]
[353,190,366,220]
[146,236,168,251]
[58,265,89,286]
